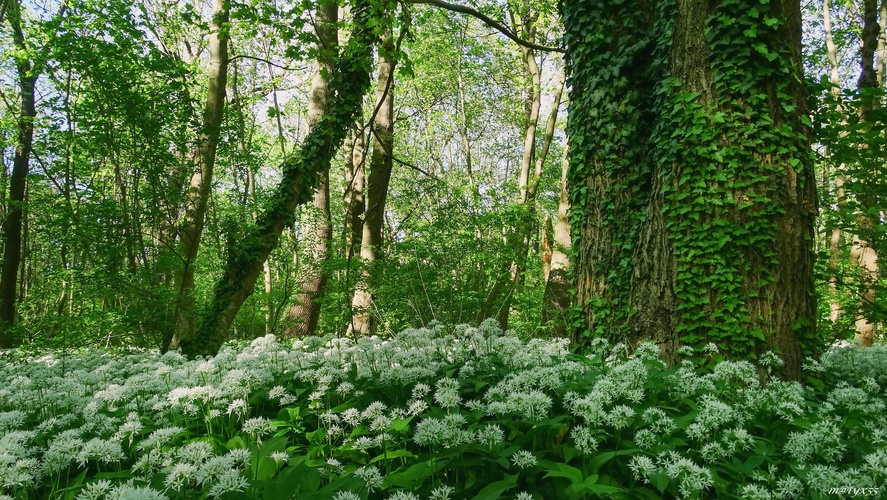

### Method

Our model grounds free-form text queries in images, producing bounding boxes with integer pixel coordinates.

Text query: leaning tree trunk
[563,0,817,379]
[181,0,380,357]
[167,0,229,350]
[0,0,37,347]
[284,0,338,338]
[349,33,395,336]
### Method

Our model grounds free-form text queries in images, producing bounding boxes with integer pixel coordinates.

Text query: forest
[0,0,886,498]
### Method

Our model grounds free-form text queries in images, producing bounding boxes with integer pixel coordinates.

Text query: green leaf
[540,460,585,483]
[255,436,289,480]
[226,435,247,450]
[472,474,519,500]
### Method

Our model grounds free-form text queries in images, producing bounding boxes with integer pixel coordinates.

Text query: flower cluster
[0,324,884,499]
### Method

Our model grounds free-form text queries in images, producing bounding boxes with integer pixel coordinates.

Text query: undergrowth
[0,320,884,499]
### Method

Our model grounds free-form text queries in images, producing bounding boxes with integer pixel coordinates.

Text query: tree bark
[167,0,229,351]
[344,123,366,259]
[564,0,816,379]
[850,0,881,347]
[824,0,847,326]
[542,144,572,338]
[181,0,379,357]
[0,0,37,346]
[349,33,396,336]
[284,0,339,338]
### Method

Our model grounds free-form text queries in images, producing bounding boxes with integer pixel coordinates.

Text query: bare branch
[406,0,564,53]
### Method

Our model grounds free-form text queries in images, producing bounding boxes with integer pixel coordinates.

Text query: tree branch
[406,0,564,53]
[228,53,308,72]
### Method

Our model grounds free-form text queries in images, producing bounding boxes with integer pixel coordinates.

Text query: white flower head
[511,450,538,469]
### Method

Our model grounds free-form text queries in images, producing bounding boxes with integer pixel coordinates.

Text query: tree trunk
[284,0,338,338]
[0,0,37,346]
[563,0,816,379]
[349,33,395,336]
[344,123,366,259]
[850,0,881,347]
[456,24,474,184]
[824,0,847,326]
[181,0,379,357]
[167,0,229,350]
[542,145,572,338]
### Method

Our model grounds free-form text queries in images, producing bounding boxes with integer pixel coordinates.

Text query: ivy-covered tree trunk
[181,0,379,357]
[284,0,338,338]
[563,0,817,379]
[0,0,37,346]
[349,33,395,336]
[167,0,229,350]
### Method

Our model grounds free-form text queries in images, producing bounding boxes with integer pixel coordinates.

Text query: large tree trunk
[181,0,379,357]
[284,0,339,338]
[349,33,395,336]
[167,0,229,350]
[563,0,816,379]
[542,145,572,338]
[0,0,37,347]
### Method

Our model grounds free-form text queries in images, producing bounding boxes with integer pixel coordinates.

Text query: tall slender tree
[0,0,38,346]
[167,0,229,350]
[542,144,571,337]
[350,31,396,336]
[284,0,339,338]
[181,0,381,357]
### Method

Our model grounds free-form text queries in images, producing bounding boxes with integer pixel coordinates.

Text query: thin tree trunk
[456,25,474,184]
[850,0,881,347]
[168,0,229,350]
[350,33,395,336]
[542,144,572,337]
[284,0,338,338]
[181,1,378,357]
[344,123,366,259]
[825,0,848,325]
[0,0,37,346]
[878,0,887,85]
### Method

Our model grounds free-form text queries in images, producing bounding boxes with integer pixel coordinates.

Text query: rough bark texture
[168,0,229,350]
[349,34,395,336]
[0,0,37,346]
[181,0,378,357]
[564,0,816,379]
[284,0,338,338]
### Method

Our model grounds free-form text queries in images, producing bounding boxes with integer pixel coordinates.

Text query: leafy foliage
[0,323,885,498]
